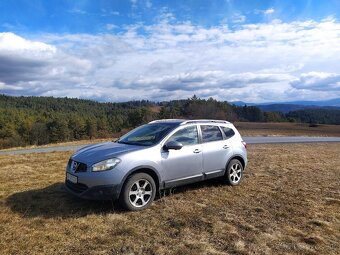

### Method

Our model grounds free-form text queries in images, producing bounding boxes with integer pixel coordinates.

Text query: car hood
[72,142,142,165]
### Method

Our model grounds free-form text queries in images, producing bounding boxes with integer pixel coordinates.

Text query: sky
[0,0,340,103]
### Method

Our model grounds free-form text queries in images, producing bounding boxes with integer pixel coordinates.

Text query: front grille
[70,160,87,172]
[65,180,88,193]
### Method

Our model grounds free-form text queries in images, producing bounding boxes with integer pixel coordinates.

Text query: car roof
[149,119,231,125]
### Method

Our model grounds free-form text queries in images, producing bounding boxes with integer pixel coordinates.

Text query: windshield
[117,123,178,146]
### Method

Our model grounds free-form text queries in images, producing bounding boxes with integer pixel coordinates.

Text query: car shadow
[6,178,229,218]
[6,182,122,218]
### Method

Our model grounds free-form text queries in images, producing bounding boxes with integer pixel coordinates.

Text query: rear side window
[200,125,223,143]
[167,126,198,146]
[221,126,235,139]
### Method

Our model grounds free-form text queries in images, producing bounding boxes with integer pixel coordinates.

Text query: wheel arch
[225,155,246,171]
[120,166,161,194]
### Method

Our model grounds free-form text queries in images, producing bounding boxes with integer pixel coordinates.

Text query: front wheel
[225,159,243,186]
[119,173,156,211]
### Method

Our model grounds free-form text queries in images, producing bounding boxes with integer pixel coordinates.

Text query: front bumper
[65,180,121,200]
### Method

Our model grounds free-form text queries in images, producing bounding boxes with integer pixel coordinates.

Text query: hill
[281,98,340,107]
[231,98,340,113]
[0,94,339,149]
[286,109,340,125]
[232,98,340,107]
[256,104,340,113]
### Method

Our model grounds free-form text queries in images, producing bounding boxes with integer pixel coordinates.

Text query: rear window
[221,126,235,139]
[200,125,223,143]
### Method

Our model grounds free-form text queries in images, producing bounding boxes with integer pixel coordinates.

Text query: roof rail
[148,119,186,124]
[180,119,230,125]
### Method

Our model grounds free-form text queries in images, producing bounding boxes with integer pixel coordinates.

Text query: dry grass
[0,143,339,255]
[0,138,110,152]
[236,122,340,137]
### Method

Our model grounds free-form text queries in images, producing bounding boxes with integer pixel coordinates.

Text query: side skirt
[162,169,225,189]
[204,169,225,179]
[163,174,203,189]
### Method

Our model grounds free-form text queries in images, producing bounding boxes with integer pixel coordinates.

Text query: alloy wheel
[229,163,242,184]
[128,179,153,207]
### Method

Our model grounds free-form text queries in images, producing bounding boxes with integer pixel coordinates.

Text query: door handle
[193,149,201,153]
[223,145,229,149]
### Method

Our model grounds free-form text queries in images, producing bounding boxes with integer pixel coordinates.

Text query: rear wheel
[119,173,156,211]
[225,159,243,185]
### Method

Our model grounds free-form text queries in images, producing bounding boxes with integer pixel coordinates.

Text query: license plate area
[66,173,78,184]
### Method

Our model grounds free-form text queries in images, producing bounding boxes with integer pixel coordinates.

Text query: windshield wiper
[116,140,135,145]
[117,140,151,146]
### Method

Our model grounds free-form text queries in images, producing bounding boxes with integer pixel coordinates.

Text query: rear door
[200,125,233,176]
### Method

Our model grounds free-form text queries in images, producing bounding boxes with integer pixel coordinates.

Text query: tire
[225,159,243,186]
[119,173,156,211]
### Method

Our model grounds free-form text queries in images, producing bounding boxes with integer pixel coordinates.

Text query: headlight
[92,158,121,172]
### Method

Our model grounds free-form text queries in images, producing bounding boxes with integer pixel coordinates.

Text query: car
[65,119,247,211]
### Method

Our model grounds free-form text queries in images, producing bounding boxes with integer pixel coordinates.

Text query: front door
[161,125,203,187]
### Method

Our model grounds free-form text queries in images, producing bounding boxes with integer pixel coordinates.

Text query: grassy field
[235,122,340,137]
[0,144,339,255]
[0,138,110,152]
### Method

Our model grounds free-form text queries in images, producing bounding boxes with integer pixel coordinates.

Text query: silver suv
[65,119,247,211]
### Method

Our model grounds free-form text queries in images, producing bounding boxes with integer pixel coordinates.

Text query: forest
[0,94,339,149]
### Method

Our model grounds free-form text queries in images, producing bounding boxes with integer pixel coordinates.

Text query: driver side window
[167,126,198,146]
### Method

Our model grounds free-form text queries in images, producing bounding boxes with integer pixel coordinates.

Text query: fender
[118,165,162,194]
[224,154,246,175]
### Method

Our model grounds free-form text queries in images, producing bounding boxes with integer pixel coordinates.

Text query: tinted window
[221,126,235,139]
[201,125,223,143]
[168,126,198,146]
[117,123,177,146]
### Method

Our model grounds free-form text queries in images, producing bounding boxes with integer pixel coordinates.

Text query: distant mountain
[229,101,256,106]
[230,98,340,113]
[256,104,340,113]
[279,98,340,107]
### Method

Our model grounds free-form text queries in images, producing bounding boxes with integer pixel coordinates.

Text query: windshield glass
[117,123,178,146]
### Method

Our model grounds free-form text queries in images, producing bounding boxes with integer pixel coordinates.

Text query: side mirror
[163,141,183,151]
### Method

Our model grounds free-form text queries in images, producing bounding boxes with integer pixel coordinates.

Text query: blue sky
[1,0,339,34]
[0,0,340,102]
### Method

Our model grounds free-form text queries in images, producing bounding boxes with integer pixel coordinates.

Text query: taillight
[242,141,247,149]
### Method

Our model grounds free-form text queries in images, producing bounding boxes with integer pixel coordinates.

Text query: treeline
[0,95,156,148]
[157,96,287,122]
[286,109,340,125]
[0,94,339,149]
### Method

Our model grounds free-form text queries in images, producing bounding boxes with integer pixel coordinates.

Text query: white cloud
[68,8,87,15]
[106,24,117,31]
[0,32,56,52]
[1,18,340,102]
[0,82,22,90]
[101,9,120,17]
[0,32,91,95]
[291,72,340,91]
[264,8,275,15]
[232,13,246,23]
